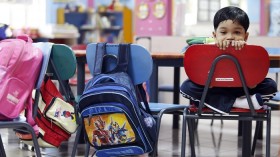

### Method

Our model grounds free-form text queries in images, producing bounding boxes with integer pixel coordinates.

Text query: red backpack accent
[35,110,70,147]
[19,78,73,147]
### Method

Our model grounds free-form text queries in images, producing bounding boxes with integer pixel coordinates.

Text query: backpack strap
[93,43,131,75]
[93,42,107,76]
[137,84,152,114]
[111,43,130,73]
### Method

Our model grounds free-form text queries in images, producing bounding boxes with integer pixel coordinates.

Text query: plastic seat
[46,43,77,105]
[181,45,272,157]
[71,43,188,157]
[0,42,53,157]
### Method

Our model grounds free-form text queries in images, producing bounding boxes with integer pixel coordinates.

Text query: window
[0,0,46,29]
[197,0,220,22]
[228,0,241,6]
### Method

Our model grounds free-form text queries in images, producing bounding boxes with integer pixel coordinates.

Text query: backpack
[18,78,76,147]
[78,43,157,157]
[0,35,43,123]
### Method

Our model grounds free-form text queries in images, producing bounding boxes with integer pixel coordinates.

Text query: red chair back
[184,45,269,87]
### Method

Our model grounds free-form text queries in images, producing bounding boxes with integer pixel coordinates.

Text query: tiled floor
[1,110,280,157]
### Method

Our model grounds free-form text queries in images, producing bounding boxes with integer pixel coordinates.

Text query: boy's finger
[216,41,222,49]
[231,40,234,47]
[225,40,230,48]
[237,42,242,50]
[235,42,239,50]
[222,40,227,50]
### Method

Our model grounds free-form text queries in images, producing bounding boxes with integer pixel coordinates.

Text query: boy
[180,6,278,114]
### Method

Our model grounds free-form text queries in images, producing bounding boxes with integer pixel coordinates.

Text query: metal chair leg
[71,125,82,157]
[85,141,90,157]
[242,121,252,157]
[251,121,261,156]
[0,134,6,157]
[266,110,271,157]
[188,118,196,157]
[181,108,187,157]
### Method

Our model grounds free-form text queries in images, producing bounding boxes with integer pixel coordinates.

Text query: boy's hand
[215,40,246,50]
[231,40,246,50]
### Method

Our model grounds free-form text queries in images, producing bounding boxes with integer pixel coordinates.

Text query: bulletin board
[134,0,172,36]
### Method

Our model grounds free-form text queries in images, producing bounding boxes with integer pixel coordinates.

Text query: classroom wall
[46,0,87,24]
[46,0,134,24]
[46,0,261,34]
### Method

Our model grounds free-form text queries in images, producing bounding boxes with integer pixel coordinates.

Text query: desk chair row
[0,42,271,157]
[0,42,187,157]
[70,43,272,157]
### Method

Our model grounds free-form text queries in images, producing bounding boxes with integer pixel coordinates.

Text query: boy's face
[212,20,249,42]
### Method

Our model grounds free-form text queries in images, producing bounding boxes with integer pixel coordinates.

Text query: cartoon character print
[92,116,114,146]
[108,117,135,144]
[54,107,61,118]
[54,107,75,121]
[61,110,75,120]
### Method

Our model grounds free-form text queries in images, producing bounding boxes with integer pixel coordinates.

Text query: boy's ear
[212,31,216,38]
[244,32,249,41]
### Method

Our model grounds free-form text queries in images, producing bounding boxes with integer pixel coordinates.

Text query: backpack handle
[110,43,130,73]
[93,42,106,76]
[93,43,131,76]
[17,34,33,43]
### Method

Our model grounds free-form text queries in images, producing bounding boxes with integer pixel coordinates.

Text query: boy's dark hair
[213,6,250,32]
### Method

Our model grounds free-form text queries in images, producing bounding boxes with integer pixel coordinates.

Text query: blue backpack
[78,43,156,157]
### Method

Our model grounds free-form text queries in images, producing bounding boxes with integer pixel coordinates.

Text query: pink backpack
[0,35,43,124]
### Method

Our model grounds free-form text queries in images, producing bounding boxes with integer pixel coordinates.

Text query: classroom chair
[46,43,77,103]
[71,43,188,157]
[31,43,77,150]
[180,45,272,157]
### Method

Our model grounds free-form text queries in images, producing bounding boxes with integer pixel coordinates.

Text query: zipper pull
[88,114,92,126]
